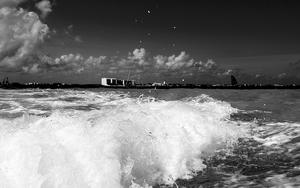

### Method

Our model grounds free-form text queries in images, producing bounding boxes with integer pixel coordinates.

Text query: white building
[101,78,135,87]
[152,81,167,87]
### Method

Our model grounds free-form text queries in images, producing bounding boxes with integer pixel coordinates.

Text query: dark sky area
[1,0,300,84]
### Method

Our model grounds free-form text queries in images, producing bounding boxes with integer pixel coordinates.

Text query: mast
[127,70,131,81]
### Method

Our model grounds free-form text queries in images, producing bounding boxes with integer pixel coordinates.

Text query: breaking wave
[0,91,247,188]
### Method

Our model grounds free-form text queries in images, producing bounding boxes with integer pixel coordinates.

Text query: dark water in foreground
[0,89,299,187]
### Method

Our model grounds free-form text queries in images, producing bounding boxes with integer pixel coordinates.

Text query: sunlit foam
[0,93,247,187]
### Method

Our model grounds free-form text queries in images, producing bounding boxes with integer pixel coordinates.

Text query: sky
[0,0,300,84]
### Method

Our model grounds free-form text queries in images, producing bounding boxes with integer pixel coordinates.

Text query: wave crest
[0,93,246,188]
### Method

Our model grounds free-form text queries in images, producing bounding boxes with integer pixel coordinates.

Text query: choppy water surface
[0,88,299,188]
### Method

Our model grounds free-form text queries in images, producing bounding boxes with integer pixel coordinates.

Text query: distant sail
[231,75,238,85]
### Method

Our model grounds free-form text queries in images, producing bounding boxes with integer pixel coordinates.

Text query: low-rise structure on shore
[100,78,135,87]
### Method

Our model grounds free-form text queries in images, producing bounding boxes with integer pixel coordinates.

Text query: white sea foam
[253,122,300,146]
[221,121,300,188]
[0,91,247,188]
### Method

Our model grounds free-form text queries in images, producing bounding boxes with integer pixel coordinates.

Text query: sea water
[0,89,299,188]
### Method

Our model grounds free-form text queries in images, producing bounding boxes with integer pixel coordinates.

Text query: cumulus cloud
[27,53,107,74]
[222,69,233,76]
[1,33,230,83]
[154,51,194,70]
[22,63,39,73]
[153,52,220,74]
[117,49,221,73]
[119,49,200,71]
[98,48,231,81]
[35,0,52,18]
[0,7,49,71]
[125,48,147,65]
[85,56,106,66]
[0,0,26,8]
[53,54,85,73]
[0,2,229,82]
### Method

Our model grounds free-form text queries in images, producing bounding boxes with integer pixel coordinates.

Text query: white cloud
[101,49,227,81]
[29,54,108,74]
[154,51,194,70]
[0,7,49,70]
[222,69,233,76]
[132,48,146,59]
[127,48,147,65]
[194,59,218,72]
[0,2,223,79]
[53,54,85,73]
[0,0,26,8]
[55,54,84,64]
[85,56,106,66]
[22,63,39,73]
[35,0,52,18]
[203,59,217,70]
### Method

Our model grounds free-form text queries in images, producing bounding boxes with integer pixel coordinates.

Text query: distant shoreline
[0,83,299,90]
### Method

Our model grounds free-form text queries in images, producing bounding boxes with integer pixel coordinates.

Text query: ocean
[0,88,299,188]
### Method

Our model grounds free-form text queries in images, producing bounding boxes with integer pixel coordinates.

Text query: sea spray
[0,93,247,188]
